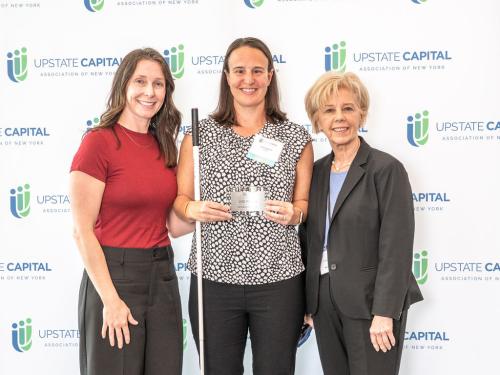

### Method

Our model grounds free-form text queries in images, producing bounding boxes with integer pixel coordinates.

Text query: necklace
[331,138,361,172]
[118,125,153,148]
[331,160,351,172]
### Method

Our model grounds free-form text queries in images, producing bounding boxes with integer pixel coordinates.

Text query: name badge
[246,134,284,167]
[320,246,329,275]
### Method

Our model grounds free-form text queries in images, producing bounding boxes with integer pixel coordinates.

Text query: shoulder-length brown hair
[211,37,287,126]
[94,47,181,168]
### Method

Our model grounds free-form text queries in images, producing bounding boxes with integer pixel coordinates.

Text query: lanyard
[327,185,334,223]
[323,183,334,251]
[324,170,348,249]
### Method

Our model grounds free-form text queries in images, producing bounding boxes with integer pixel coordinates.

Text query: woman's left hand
[264,200,297,225]
[369,315,395,352]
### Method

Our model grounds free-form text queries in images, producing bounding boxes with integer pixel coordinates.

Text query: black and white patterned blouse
[187,117,312,285]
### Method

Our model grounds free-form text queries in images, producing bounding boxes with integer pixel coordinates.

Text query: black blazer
[300,138,423,320]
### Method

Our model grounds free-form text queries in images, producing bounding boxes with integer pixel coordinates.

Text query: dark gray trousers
[189,273,305,375]
[78,246,183,375]
[313,274,408,375]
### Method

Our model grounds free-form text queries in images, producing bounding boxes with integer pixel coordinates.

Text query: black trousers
[189,273,305,375]
[313,274,408,375]
[78,246,183,375]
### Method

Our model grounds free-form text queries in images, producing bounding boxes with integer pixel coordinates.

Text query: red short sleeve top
[70,124,177,248]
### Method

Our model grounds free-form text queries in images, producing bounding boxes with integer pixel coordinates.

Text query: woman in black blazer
[300,72,423,375]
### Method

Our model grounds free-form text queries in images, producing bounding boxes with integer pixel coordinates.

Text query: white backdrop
[1,0,500,373]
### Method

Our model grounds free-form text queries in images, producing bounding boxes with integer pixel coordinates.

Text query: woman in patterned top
[174,37,313,374]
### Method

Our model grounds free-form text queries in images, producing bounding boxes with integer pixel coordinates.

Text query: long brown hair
[211,37,287,126]
[95,47,181,167]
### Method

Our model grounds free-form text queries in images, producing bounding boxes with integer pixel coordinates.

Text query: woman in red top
[70,48,188,375]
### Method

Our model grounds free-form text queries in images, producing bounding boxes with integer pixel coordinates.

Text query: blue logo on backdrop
[9,183,71,216]
[38,327,80,348]
[11,317,79,349]
[29,52,122,78]
[175,262,188,272]
[84,0,104,12]
[354,51,451,64]
[191,51,286,75]
[405,331,449,341]
[175,262,190,281]
[411,0,427,4]
[36,193,71,214]
[350,42,452,73]
[0,127,50,137]
[116,0,199,7]
[163,45,185,79]
[412,192,450,203]
[244,0,264,8]
[34,57,121,69]
[435,118,500,143]
[413,192,450,213]
[12,318,33,352]
[0,262,53,272]
[406,109,500,144]
[86,117,100,129]
[178,124,192,135]
[324,41,347,72]
[404,329,449,351]
[0,127,51,148]
[0,261,53,282]
[7,47,28,82]
[407,111,429,147]
[433,257,500,283]
[435,262,500,273]
[10,184,31,219]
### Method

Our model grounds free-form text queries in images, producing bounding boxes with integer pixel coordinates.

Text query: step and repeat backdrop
[1,0,499,373]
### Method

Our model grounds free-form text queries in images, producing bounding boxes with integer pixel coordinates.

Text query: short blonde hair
[305,71,370,133]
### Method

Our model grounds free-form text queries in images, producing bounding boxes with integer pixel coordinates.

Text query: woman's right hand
[185,200,232,222]
[175,135,232,223]
[101,297,138,349]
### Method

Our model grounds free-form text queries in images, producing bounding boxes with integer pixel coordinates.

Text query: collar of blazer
[319,136,371,226]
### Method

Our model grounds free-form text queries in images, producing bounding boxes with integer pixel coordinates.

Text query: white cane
[191,108,205,374]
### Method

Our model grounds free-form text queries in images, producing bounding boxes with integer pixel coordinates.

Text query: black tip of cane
[191,108,199,146]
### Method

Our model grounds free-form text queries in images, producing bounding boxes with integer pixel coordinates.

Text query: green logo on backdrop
[164,45,185,79]
[84,0,104,12]
[182,319,188,350]
[10,184,31,219]
[12,318,33,352]
[86,117,100,129]
[413,250,428,285]
[407,110,429,147]
[325,41,347,72]
[244,0,264,8]
[7,47,28,82]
